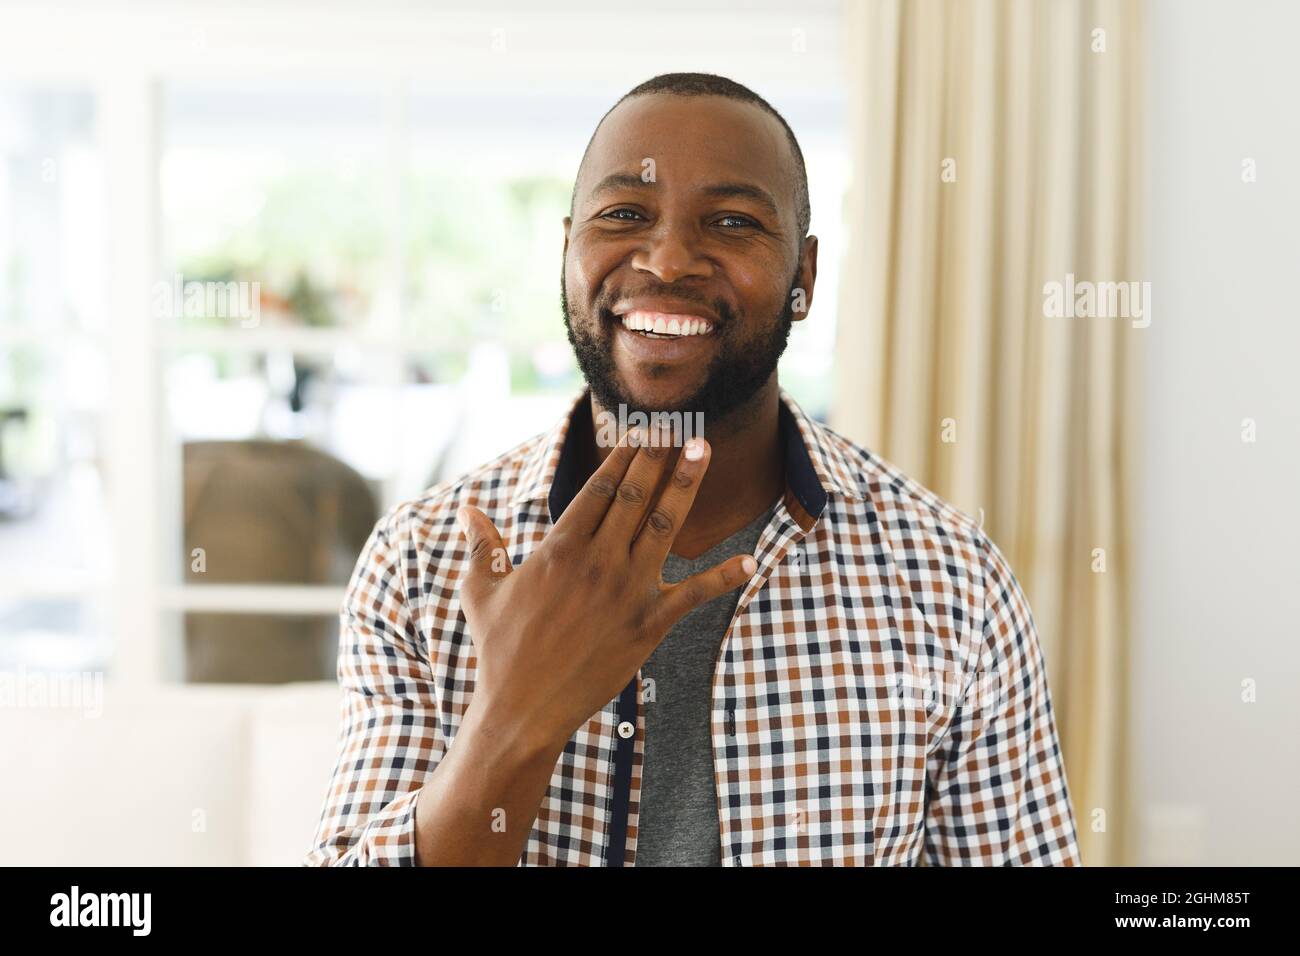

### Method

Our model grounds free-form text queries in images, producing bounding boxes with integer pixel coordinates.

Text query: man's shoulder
[818,423,978,537]
[815,421,1003,582]
[818,424,1031,642]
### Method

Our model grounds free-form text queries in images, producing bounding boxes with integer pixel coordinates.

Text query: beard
[560,270,798,422]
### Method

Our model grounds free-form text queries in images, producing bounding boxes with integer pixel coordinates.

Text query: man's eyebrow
[699,182,781,218]
[587,172,652,200]
[584,173,783,220]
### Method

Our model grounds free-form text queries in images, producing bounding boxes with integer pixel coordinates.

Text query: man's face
[562,94,817,421]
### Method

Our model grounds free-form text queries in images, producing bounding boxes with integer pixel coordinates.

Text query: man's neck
[584,380,785,560]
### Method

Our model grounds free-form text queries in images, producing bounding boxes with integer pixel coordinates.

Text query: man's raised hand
[455,428,756,756]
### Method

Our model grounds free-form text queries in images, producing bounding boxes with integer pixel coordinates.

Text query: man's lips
[602,298,724,364]
[610,299,721,339]
[617,309,715,338]
[610,312,719,363]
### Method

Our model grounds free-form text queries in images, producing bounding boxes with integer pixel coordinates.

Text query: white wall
[1137,0,1300,865]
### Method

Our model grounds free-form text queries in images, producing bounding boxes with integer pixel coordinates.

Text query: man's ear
[793,234,819,322]
[562,215,572,258]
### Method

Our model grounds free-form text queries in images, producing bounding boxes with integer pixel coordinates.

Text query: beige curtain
[833,0,1144,866]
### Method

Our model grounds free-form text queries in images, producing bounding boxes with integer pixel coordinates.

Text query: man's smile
[617,310,715,338]
[604,298,722,366]
[609,311,720,365]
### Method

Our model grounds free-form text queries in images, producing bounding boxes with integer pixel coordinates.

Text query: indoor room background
[0,0,1295,867]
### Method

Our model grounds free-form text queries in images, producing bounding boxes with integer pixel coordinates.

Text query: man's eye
[716,215,758,229]
[602,208,643,222]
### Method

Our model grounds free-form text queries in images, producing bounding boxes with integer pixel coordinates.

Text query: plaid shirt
[307,389,1081,866]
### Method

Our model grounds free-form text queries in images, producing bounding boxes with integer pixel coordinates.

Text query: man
[306,73,1081,866]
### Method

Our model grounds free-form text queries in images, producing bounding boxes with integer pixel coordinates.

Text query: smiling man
[307,73,1081,867]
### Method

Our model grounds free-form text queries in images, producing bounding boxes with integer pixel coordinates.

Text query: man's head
[562,73,818,425]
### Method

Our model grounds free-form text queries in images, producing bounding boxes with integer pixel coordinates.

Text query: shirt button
[617,721,635,739]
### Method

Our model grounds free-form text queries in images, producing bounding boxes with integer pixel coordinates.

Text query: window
[0,88,108,673]
[1,2,848,685]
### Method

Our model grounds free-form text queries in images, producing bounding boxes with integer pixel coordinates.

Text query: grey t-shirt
[633,505,773,867]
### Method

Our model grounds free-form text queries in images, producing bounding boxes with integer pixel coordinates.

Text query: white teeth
[619,311,715,337]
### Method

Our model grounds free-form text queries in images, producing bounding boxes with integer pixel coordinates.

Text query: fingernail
[456,507,469,531]
[684,439,704,461]
[742,555,757,575]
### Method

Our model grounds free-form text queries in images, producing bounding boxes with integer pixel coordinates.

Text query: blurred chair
[182,440,379,684]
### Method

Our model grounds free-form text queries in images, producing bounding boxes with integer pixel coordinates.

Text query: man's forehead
[577,93,794,207]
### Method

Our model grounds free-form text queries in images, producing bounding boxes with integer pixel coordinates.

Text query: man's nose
[629,221,714,283]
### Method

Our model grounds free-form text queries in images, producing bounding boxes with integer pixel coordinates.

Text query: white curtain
[834,0,1145,866]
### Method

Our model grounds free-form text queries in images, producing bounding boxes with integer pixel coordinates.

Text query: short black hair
[571,72,811,239]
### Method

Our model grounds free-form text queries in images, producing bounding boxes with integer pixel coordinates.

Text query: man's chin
[600,377,708,420]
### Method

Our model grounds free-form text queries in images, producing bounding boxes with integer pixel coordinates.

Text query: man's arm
[307,429,754,866]
[303,513,440,865]
[303,510,568,866]
[921,536,1082,866]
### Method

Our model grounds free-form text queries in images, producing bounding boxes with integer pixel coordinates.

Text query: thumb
[653,553,757,634]
[457,505,511,599]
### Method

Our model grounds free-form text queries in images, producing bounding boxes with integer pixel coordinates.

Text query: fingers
[592,426,679,545]
[457,505,511,603]
[551,427,642,536]
[630,436,710,566]
[650,553,758,633]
